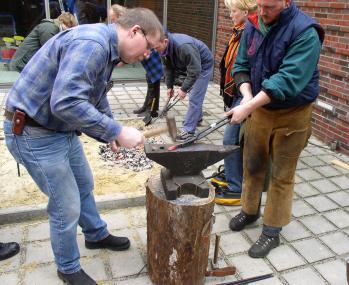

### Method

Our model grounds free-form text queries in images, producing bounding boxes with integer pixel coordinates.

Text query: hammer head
[165,112,177,142]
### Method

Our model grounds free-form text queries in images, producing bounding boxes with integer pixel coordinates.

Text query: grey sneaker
[176,130,194,141]
[248,233,280,258]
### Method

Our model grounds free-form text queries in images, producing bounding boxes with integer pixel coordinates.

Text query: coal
[98,137,163,172]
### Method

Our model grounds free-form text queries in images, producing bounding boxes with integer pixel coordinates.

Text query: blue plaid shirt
[141,49,163,83]
[6,24,122,143]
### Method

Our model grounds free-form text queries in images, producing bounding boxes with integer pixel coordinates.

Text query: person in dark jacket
[227,0,324,258]
[10,12,77,72]
[155,31,214,141]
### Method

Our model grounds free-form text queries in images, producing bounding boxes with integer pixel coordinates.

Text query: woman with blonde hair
[10,12,77,72]
[212,0,257,205]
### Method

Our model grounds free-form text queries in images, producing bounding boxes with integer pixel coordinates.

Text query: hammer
[142,113,177,142]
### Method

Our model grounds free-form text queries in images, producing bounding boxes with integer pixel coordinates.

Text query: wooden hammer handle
[143,126,168,138]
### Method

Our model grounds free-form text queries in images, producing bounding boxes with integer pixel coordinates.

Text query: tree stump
[146,175,215,285]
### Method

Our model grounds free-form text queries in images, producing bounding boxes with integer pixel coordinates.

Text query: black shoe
[229,210,260,231]
[248,234,280,258]
[214,186,241,206]
[0,242,20,261]
[57,269,97,285]
[85,234,130,251]
[133,106,146,114]
[151,111,158,118]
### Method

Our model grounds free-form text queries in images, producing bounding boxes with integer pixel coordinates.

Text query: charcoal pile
[98,137,163,172]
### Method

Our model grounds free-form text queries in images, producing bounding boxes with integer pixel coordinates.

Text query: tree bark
[146,175,215,285]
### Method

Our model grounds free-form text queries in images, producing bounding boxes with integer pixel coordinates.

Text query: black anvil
[144,143,239,200]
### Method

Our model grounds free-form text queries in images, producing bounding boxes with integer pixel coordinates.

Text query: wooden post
[146,175,215,285]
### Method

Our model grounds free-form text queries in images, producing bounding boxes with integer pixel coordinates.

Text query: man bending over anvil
[4,8,163,285]
[155,31,214,141]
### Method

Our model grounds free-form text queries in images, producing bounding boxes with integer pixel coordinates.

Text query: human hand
[167,88,174,98]
[225,104,251,124]
[115,126,145,149]
[177,88,187,99]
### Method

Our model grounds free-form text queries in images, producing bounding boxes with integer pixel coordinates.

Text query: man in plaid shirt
[4,8,163,285]
[134,49,164,124]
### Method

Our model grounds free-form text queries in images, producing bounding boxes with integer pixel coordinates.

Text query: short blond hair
[224,0,257,12]
[110,4,126,19]
[57,12,78,28]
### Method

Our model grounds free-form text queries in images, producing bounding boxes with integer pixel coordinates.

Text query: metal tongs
[146,94,181,126]
[169,116,231,150]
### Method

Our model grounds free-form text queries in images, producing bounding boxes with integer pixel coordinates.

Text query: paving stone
[282,267,326,285]
[0,225,23,244]
[327,191,349,207]
[101,210,130,230]
[299,215,337,235]
[27,221,50,241]
[0,272,18,285]
[292,238,334,262]
[77,235,100,257]
[300,149,311,157]
[301,156,326,167]
[296,160,309,170]
[292,200,316,218]
[320,232,349,255]
[220,232,251,255]
[281,220,312,242]
[25,240,55,264]
[128,207,147,227]
[118,275,153,285]
[323,209,349,228]
[304,196,339,212]
[267,245,305,271]
[305,146,329,156]
[243,226,263,243]
[81,256,108,282]
[317,154,338,164]
[294,183,319,197]
[330,176,349,189]
[314,165,341,177]
[0,252,21,273]
[314,259,347,285]
[212,214,230,234]
[23,264,61,285]
[294,175,303,184]
[310,179,339,193]
[229,254,273,278]
[134,227,147,247]
[296,169,323,181]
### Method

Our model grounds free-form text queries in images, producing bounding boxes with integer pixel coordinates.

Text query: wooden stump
[146,175,215,285]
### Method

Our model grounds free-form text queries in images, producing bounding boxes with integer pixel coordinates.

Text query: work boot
[248,233,280,258]
[0,242,20,261]
[85,234,130,251]
[57,269,97,285]
[229,210,260,231]
[214,185,241,206]
[133,106,146,115]
[176,130,194,141]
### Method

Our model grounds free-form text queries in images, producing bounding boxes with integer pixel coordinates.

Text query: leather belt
[4,110,43,128]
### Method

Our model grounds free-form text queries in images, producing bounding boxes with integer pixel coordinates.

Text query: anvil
[144,143,239,200]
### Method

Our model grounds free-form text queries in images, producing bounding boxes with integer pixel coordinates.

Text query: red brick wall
[166,0,214,49]
[214,0,349,154]
[124,0,163,22]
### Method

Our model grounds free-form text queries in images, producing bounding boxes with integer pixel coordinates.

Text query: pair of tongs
[148,94,181,126]
[169,116,231,150]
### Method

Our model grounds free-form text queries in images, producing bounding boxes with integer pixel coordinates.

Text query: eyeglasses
[139,27,152,50]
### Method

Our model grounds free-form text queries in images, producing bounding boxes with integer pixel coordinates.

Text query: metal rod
[216,273,274,285]
[213,233,221,264]
[17,162,20,177]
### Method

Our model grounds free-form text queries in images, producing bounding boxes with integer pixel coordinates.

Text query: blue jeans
[4,120,108,274]
[223,96,243,192]
[182,67,213,133]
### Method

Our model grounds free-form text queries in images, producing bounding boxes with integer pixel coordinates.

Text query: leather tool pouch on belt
[12,110,26,135]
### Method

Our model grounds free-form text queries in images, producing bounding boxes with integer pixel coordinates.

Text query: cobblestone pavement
[1,83,349,284]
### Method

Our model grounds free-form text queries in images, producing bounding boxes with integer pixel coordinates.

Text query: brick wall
[214,0,349,154]
[166,0,214,49]
[124,0,163,22]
